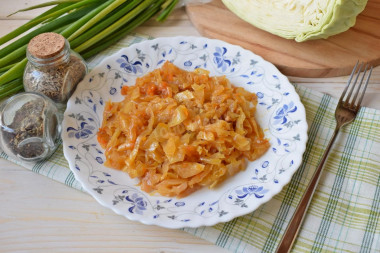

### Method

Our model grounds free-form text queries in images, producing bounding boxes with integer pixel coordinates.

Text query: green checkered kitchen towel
[1,34,379,253]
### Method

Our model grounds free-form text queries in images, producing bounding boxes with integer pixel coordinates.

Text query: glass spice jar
[0,92,61,162]
[23,32,88,105]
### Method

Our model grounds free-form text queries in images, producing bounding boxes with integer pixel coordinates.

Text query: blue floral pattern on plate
[62,36,308,229]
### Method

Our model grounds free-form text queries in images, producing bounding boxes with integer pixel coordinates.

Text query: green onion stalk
[0,0,179,99]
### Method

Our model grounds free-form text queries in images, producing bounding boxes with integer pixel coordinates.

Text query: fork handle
[276,126,340,253]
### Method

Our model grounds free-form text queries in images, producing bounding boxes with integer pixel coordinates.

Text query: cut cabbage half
[222,0,368,42]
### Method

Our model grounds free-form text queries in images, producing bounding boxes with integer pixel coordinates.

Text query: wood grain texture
[0,4,226,252]
[186,0,380,77]
[1,2,380,252]
[0,160,229,253]
[0,0,49,19]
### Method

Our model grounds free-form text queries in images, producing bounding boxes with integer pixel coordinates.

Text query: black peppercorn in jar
[23,32,88,105]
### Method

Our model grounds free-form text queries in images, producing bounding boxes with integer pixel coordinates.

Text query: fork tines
[341,61,373,109]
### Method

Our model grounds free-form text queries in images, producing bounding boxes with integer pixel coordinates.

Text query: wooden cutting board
[186,0,380,77]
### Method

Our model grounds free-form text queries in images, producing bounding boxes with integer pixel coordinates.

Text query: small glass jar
[23,32,88,105]
[0,92,61,162]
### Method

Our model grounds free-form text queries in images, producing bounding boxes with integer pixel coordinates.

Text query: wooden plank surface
[0,1,380,253]
[0,4,227,253]
[187,0,380,77]
[0,0,49,19]
[1,164,228,253]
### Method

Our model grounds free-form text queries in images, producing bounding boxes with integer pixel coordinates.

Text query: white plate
[62,36,308,228]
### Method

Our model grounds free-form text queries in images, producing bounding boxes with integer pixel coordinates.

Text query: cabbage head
[222,0,368,42]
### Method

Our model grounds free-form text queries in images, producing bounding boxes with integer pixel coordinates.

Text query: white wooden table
[1,1,379,252]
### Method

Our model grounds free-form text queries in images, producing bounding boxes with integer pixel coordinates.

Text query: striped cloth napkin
[1,34,379,253]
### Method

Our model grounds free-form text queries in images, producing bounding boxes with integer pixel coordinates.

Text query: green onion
[66,0,124,40]
[0,63,17,73]
[82,0,166,58]
[0,7,91,60]
[74,0,156,52]
[7,0,82,16]
[157,0,179,21]
[0,1,99,46]
[0,78,23,94]
[0,0,179,100]
[0,81,24,98]
[69,0,144,48]
[0,59,27,85]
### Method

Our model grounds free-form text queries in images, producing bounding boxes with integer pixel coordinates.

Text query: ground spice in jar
[0,93,61,162]
[23,33,87,104]
[3,99,47,158]
[24,56,87,102]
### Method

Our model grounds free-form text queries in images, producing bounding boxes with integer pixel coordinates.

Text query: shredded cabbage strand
[97,61,270,198]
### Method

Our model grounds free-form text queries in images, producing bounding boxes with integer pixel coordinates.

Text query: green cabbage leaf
[222,0,368,42]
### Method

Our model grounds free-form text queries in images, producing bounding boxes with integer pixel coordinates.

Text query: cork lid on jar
[27,33,66,59]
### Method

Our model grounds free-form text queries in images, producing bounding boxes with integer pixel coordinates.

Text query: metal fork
[276,61,373,253]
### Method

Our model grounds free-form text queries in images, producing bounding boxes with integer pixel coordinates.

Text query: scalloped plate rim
[62,36,308,229]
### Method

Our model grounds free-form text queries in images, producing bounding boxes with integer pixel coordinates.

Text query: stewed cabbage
[97,61,270,198]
